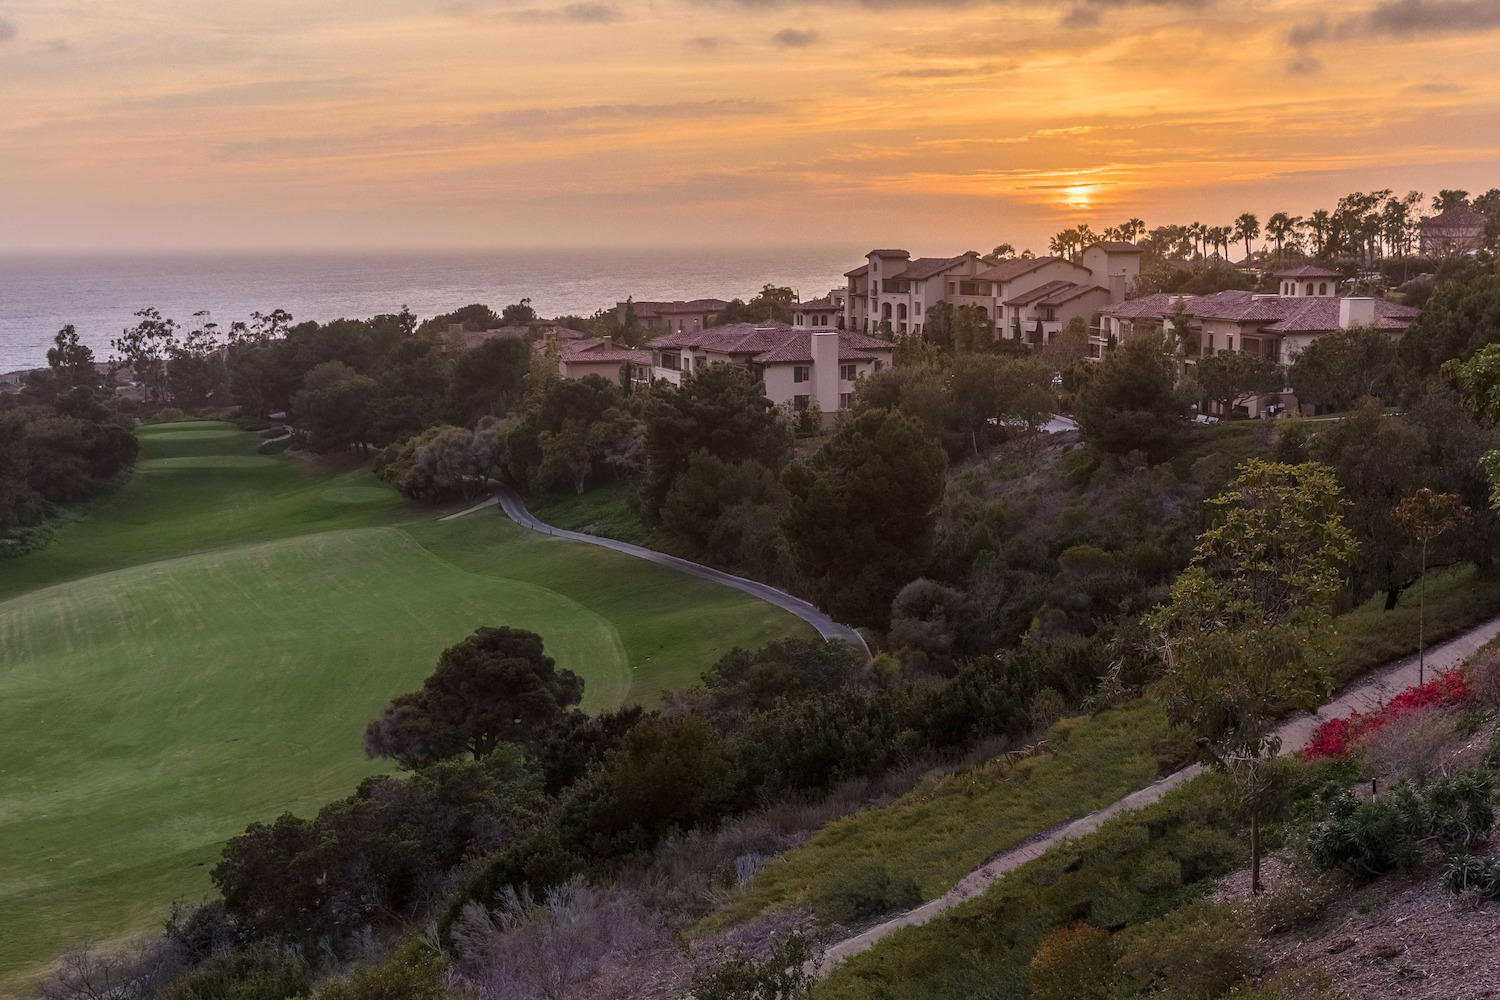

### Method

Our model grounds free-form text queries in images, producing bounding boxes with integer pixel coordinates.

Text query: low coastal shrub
[809,864,921,925]
[1305,770,1494,882]
[1302,669,1469,760]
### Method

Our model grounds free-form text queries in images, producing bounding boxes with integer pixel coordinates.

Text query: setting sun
[1063,184,1097,211]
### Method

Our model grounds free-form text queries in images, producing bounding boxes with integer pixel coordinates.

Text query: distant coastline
[0,245,861,371]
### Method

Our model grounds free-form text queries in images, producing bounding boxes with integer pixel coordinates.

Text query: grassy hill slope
[0,421,813,990]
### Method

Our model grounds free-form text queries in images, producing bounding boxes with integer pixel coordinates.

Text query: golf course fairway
[0,421,814,991]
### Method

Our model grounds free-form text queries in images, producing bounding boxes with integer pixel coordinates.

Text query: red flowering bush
[1302,669,1470,760]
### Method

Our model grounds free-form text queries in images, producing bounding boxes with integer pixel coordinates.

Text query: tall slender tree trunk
[1251,812,1263,894]
[1419,537,1428,685]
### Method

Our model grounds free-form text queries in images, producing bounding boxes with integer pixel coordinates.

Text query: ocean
[0,246,861,373]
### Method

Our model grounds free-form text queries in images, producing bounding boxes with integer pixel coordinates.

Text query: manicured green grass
[526,480,649,543]
[1328,564,1500,685]
[0,422,812,990]
[696,701,1170,935]
[407,515,815,707]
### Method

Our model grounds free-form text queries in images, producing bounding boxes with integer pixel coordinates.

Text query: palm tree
[1188,222,1205,259]
[1122,218,1146,242]
[1265,212,1293,256]
[1233,213,1261,260]
[1302,210,1332,256]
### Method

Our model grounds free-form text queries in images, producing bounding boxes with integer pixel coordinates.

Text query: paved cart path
[479,485,870,660]
[819,614,1500,969]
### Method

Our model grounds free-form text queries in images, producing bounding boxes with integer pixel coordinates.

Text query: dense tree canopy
[640,364,793,523]
[364,627,584,770]
[782,408,948,627]
[1076,334,1187,461]
[1286,326,1401,412]
[1400,271,1500,376]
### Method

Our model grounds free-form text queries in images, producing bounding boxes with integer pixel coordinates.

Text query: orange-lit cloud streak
[0,0,1496,250]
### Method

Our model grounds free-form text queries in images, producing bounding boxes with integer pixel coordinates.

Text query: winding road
[456,485,871,660]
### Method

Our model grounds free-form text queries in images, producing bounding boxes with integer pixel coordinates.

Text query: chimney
[812,330,840,421]
[1339,297,1376,329]
[1107,272,1126,304]
[603,335,612,349]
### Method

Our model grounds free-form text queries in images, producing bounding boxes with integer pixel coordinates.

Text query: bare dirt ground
[1270,860,1500,1000]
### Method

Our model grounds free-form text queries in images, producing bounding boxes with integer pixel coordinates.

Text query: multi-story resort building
[842,243,1142,345]
[1099,266,1418,415]
[613,298,730,335]
[647,321,893,420]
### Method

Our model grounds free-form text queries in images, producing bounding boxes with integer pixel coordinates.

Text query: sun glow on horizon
[1062,184,1097,211]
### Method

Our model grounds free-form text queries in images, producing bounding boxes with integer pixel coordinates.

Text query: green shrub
[1305,783,1428,882]
[309,949,449,1000]
[1253,869,1342,934]
[1028,923,1116,1000]
[166,944,311,1000]
[1306,771,1496,882]
[1113,898,1264,1000]
[810,864,921,924]
[1443,853,1500,898]
[693,930,818,1000]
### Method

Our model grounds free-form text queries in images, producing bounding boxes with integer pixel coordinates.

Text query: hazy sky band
[0,0,1495,251]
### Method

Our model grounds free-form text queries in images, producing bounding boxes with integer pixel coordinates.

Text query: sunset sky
[2,0,1497,252]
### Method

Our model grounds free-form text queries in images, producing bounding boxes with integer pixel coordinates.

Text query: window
[795,314,804,325]
[1306,283,1314,295]
[661,353,680,371]
[839,392,852,410]
[793,365,810,383]
[882,303,892,320]
[793,394,810,411]
[839,363,857,381]
[898,322,908,334]
[948,281,956,294]
[897,304,907,320]
[915,302,922,315]
[1318,282,1328,295]
[1043,307,1056,321]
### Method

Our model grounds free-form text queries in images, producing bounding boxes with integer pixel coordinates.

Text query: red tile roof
[563,338,654,364]
[1102,291,1417,334]
[650,323,891,365]
[868,249,911,257]
[649,322,796,352]
[1274,264,1343,279]
[1262,298,1417,333]
[751,331,894,365]
[794,295,838,311]
[629,298,729,318]
[893,254,973,281]
[1085,241,1143,254]
[843,263,870,278]
[1004,279,1108,307]
[976,256,1069,283]
[1420,207,1487,229]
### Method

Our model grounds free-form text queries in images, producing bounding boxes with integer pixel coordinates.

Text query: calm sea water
[0,246,861,373]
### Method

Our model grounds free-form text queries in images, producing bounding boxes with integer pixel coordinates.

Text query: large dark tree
[782,408,947,627]
[1075,333,1186,461]
[1399,271,1500,376]
[1287,326,1401,412]
[448,336,532,424]
[291,361,377,453]
[1193,350,1281,417]
[365,626,584,770]
[640,364,793,523]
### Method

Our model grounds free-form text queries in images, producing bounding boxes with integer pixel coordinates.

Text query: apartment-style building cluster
[546,239,1424,423]
[842,243,1141,346]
